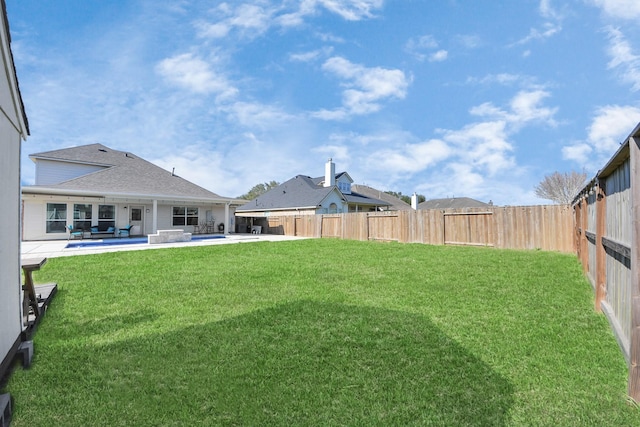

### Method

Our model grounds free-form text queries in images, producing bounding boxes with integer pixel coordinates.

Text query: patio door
[130,206,144,236]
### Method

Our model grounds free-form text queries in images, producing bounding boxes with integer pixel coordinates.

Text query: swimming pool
[66,234,225,249]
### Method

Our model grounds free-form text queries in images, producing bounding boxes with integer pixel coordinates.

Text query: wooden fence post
[628,136,640,401]
[595,183,606,312]
[581,196,589,275]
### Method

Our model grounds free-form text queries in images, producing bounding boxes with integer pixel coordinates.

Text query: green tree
[384,191,426,205]
[239,181,280,200]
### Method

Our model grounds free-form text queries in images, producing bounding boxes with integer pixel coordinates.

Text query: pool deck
[21,233,310,259]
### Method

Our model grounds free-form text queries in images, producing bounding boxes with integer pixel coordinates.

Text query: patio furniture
[118,225,133,238]
[90,226,115,238]
[21,257,58,332]
[67,224,84,240]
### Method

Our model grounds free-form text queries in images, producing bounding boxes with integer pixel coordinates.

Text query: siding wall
[34,159,106,185]
[0,1,29,384]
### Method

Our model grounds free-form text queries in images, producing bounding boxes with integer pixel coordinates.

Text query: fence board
[573,125,640,402]
[258,204,572,252]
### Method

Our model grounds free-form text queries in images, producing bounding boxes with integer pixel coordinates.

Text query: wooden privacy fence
[259,204,574,252]
[573,122,640,401]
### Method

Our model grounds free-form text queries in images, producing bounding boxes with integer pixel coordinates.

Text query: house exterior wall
[336,174,352,194]
[22,197,236,240]
[317,191,347,214]
[0,119,22,370]
[22,196,129,240]
[34,159,106,185]
[0,3,28,378]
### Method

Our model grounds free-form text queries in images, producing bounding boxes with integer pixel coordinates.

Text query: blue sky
[7,0,640,205]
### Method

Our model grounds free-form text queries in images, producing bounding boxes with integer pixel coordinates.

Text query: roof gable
[237,175,336,211]
[350,185,411,211]
[26,144,226,200]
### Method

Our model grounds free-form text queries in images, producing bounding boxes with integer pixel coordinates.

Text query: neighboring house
[417,197,493,210]
[0,0,30,415]
[351,184,413,211]
[236,159,391,227]
[21,143,245,241]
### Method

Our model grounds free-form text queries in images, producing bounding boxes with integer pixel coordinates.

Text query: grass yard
[5,239,640,426]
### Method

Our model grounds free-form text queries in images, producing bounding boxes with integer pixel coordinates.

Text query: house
[350,184,413,211]
[0,0,30,421]
[21,143,246,241]
[417,197,493,210]
[235,159,391,230]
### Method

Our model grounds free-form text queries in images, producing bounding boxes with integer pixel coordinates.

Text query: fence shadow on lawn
[15,300,515,426]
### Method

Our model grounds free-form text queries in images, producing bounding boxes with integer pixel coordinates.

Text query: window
[338,181,351,194]
[46,203,67,233]
[130,208,142,222]
[329,203,338,214]
[98,205,115,229]
[73,204,92,231]
[173,207,198,226]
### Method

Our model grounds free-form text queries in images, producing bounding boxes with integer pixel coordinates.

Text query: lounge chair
[67,225,84,240]
[118,225,133,238]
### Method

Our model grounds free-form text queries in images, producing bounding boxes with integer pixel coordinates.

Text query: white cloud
[209,0,384,34]
[196,3,274,39]
[539,0,560,19]
[588,104,640,152]
[441,121,515,176]
[563,104,640,169]
[588,0,640,19]
[312,144,351,167]
[289,47,333,62]
[313,56,410,119]
[405,35,448,62]
[314,0,384,21]
[513,22,561,45]
[429,50,448,62]
[562,143,592,164]
[223,101,296,129]
[155,53,237,99]
[605,27,640,91]
[367,139,452,174]
[509,90,558,126]
[455,34,481,49]
[469,90,557,128]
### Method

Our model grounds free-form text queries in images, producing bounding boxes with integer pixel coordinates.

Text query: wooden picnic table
[21,256,47,323]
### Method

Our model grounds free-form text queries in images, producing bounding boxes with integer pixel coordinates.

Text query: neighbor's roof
[24,143,241,203]
[417,197,491,210]
[237,174,390,212]
[237,175,338,211]
[351,185,413,211]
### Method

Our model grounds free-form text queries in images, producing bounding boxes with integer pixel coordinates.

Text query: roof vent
[98,148,107,152]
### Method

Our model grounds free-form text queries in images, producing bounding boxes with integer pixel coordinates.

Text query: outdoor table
[21,256,47,322]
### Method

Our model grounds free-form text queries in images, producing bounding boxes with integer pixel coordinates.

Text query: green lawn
[5,239,639,426]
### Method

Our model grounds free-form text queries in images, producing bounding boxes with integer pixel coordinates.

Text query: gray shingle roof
[237,175,337,211]
[237,174,391,212]
[417,197,491,210]
[350,185,412,211]
[26,143,233,201]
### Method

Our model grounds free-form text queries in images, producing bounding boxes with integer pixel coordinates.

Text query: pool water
[66,234,225,249]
